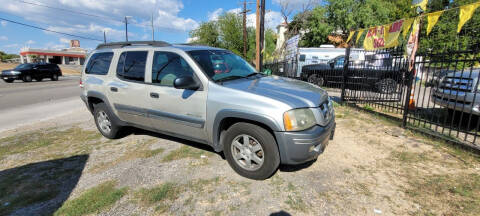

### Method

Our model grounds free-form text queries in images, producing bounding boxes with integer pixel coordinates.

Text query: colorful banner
[356,29,364,44]
[407,17,421,71]
[427,11,443,35]
[412,0,428,11]
[363,20,404,51]
[402,18,414,38]
[457,2,480,33]
[346,31,355,43]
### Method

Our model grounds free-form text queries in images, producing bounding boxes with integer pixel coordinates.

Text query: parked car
[1,63,62,83]
[432,69,480,115]
[80,41,336,180]
[301,53,406,94]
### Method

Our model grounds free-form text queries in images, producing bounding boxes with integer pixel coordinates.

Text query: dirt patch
[0,105,479,215]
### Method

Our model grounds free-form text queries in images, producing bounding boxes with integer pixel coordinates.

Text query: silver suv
[80,41,335,180]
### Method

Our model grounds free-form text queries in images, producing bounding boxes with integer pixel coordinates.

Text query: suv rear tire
[223,122,280,180]
[93,102,124,139]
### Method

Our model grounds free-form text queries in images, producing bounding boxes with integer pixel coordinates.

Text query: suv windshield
[15,64,33,69]
[188,50,257,82]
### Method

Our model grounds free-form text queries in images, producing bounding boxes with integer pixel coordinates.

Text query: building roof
[20,47,87,58]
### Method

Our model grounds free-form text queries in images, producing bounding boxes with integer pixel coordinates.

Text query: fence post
[341,47,351,102]
[402,67,414,127]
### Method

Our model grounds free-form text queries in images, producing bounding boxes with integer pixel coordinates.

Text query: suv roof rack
[96,41,171,49]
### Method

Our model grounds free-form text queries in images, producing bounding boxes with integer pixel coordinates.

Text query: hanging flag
[402,18,414,38]
[356,29,364,44]
[426,11,443,35]
[363,20,404,50]
[346,31,355,43]
[407,17,421,71]
[412,0,428,11]
[457,2,480,33]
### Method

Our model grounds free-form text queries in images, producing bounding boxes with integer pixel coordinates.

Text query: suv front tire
[223,122,280,180]
[93,102,124,139]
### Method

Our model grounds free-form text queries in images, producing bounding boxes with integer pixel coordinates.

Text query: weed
[54,181,127,216]
[389,150,428,163]
[405,173,480,215]
[162,145,211,162]
[137,182,182,205]
[285,195,307,212]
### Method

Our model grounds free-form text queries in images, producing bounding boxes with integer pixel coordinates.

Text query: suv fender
[84,90,127,126]
[212,109,282,152]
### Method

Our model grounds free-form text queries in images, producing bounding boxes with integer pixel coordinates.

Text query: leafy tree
[189,21,220,47]
[190,12,277,62]
[217,13,244,56]
[301,7,333,47]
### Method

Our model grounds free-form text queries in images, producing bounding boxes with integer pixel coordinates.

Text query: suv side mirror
[329,61,335,68]
[174,76,200,90]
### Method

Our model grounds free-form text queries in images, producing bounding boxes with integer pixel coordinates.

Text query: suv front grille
[438,77,473,93]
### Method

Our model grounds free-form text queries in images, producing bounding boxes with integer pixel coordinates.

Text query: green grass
[137,182,182,205]
[162,145,209,162]
[362,104,375,111]
[0,127,103,160]
[54,181,127,216]
[389,150,428,163]
[136,182,183,213]
[405,173,480,215]
[285,195,308,212]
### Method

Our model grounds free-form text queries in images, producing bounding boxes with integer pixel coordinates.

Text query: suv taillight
[79,79,84,88]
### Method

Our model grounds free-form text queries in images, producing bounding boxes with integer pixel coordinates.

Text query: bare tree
[277,0,293,25]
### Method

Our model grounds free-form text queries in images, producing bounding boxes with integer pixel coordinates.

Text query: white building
[19,40,87,65]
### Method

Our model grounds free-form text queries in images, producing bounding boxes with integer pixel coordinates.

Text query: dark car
[1,63,62,83]
[301,54,406,94]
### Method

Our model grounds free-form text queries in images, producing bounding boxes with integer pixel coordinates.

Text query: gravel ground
[1,105,479,216]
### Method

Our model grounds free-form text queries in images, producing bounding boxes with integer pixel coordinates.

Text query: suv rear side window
[117,51,148,82]
[85,52,113,75]
[152,52,194,86]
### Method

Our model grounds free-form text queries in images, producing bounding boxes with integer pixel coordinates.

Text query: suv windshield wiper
[215,75,245,83]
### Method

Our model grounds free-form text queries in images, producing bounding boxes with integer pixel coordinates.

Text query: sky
[0,0,316,54]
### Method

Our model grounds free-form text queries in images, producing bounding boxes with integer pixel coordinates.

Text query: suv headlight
[283,108,316,131]
[10,71,21,75]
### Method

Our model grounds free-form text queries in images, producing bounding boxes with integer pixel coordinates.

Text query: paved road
[0,76,81,110]
[0,76,83,132]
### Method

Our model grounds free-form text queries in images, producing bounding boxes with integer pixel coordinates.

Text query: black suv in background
[1,63,62,83]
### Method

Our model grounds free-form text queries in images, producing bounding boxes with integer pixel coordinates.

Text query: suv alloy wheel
[223,122,280,180]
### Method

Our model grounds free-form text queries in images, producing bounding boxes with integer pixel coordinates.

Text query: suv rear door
[107,50,150,126]
[146,51,207,141]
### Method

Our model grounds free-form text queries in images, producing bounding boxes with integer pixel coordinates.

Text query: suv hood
[221,76,328,108]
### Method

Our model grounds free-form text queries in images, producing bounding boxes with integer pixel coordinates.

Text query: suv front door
[107,51,150,127]
[146,51,207,142]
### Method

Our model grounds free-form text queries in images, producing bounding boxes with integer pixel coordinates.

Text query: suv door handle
[110,87,118,92]
[150,92,159,98]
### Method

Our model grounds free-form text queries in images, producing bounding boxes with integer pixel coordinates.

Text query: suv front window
[188,50,257,82]
[152,52,194,86]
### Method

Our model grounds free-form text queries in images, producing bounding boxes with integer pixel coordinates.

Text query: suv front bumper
[275,120,335,165]
[1,75,19,80]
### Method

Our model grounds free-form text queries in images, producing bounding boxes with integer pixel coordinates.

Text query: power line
[13,0,194,33]
[14,0,122,23]
[0,17,103,42]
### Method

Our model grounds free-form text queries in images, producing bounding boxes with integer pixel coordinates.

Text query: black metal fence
[264,45,480,151]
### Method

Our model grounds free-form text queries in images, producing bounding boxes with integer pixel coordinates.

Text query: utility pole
[255,0,265,71]
[255,0,261,71]
[151,13,155,41]
[124,16,132,42]
[240,0,251,58]
[239,1,254,58]
[259,0,265,70]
